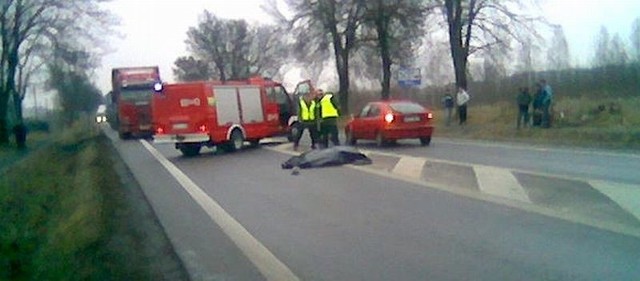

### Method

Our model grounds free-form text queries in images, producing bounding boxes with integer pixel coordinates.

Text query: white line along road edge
[140,140,300,281]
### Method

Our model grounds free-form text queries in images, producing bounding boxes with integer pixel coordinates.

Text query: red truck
[110,66,161,139]
[151,76,296,156]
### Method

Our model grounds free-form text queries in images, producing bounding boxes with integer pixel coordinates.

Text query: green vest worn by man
[320,94,339,118]
[299,98,317,122]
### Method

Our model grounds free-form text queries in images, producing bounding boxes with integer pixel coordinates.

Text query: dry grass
[0,121,175,280]
[431,97,640,149]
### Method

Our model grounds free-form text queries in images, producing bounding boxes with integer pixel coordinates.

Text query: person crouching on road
[318,89,341,148]
[293,89,320,151]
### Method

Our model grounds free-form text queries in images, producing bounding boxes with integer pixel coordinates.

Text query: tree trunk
[0,92,9,144]
[378,19,392,100]
[336,50,350,115]
[380,46,392,100]
[452,50,468,89]
[12,91,22,124]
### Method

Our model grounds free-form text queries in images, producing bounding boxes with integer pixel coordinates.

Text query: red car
[345,100,434,146]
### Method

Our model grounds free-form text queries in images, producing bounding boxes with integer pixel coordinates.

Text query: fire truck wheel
[228,129,244,152]
[179,145,201,157]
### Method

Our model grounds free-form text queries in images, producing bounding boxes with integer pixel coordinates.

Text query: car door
[351,104,371,138]
[359,103,382,140]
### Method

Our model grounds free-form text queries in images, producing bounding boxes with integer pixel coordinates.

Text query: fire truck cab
[152,76,295,156]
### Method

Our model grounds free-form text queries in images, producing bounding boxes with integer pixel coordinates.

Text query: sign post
[397,67,421,99]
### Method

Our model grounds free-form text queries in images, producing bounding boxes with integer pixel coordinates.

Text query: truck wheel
[179,144,201,157]
[420,137,431,146]
[228,130,244,152]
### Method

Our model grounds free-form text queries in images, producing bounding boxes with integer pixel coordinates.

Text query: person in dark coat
[516,87,532,129]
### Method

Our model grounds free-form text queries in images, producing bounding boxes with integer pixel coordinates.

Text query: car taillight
[427,112,433,119]
[384,113,394,123]
[198,124,207,133]
[156,126,165,134]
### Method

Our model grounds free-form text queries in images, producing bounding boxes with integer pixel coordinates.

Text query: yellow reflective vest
[320,94,339,118]
[299,98,316,121]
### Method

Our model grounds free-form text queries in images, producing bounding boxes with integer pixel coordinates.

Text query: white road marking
[435,137,640,160]
[140,140,300,281]
[589,180,640,222]
[474,165,532,203]
[392,156,426,180]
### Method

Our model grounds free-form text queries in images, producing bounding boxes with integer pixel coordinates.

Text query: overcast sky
[93,0,640,94]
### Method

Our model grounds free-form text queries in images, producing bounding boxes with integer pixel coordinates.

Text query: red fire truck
[110,66,161,139]
[151,76,296,156]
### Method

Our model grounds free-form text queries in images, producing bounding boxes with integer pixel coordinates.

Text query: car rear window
[389,102,425,114]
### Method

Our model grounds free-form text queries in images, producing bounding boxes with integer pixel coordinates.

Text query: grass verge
[431,97,640,150]
[0,121,187,280]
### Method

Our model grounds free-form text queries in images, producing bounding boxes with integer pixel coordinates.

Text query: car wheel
[345,129,357,145]
[375,131,385,147]
[420,136,431,146]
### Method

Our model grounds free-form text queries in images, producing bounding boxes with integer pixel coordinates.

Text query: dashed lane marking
[140,140,300,281]
[474,165,532,203]
[589,180,640,222]
[392,156,427,180]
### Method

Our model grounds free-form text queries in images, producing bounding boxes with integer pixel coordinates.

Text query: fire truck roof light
[153,82,163,92]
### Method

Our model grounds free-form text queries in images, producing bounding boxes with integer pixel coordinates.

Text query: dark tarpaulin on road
[281,146,372,169]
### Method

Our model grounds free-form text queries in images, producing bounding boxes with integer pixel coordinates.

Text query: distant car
[344,100,434,146]
[95,105,107,123]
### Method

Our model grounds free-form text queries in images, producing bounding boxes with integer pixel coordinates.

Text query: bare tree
[0,0,114,144]
[277,0,367,113]
[547,24,570,70]
[46,36,104,124]
[439,0,542,89]
[173,56,212,82]
[593,26,611,67]
[609,33,629,65]
[632,17,640,62]
[185,11,288,82]
[362,0,430,99]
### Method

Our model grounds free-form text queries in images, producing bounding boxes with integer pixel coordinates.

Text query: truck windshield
[120,89,152,102]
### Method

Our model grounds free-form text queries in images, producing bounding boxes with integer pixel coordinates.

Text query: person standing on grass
[442,91,454,126]
[456,86,470,125]
[516,87,532,129]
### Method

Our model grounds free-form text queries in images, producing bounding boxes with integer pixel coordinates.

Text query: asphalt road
[145,142,640,281]
[354,137,640,184]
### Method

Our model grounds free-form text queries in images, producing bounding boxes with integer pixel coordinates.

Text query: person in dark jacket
[516,87,532,129]
[532,83,544,127]
[442,91,454,126]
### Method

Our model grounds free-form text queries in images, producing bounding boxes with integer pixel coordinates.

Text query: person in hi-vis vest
[318,89,341,148]
[293,89,319,151]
